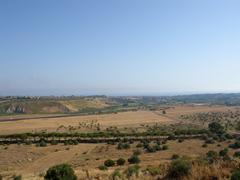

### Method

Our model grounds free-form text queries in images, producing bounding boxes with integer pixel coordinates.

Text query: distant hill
[0,97,110,115]
[1,93,240,115]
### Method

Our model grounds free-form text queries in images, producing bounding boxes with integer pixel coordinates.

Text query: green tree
[219,148,228,157]
[44,164,77,180]
[207,151,218,158]
[231,170,240,180]
[117,158,126,166]
[208,122,224,134]
[104,159,115,167]
[128,155,140,164]
[168,159,191,179]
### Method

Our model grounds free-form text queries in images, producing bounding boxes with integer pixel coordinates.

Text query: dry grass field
[0,139,236,179]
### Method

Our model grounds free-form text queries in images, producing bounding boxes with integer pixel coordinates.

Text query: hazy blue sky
[1,0,240,96]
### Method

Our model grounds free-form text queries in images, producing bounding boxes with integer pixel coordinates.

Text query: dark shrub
[168,159,191,179]
[231,170,240,180]
[208,122,224,134]
[146,146,156,153]
[205,139,215,144]
[202,144,208,148]
[36,140,47,147]
[223,154,231,161]
[128,155,141,164]
[206,150,218,163]
[143,142,150,149]
[13,175,22,180]
[104,159,115,167]
[44,164,77,180]
[178,139,184,143]
[229,141,240,149]
[172,154,180,160]
[207,151,218,158]
[156,140,161,145]
[168,134,176,140]
[219,148,228,157]
[117,158,126,166]
[234,151,240,158]
[162,145,168,150]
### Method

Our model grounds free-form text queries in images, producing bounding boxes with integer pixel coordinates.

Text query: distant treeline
[111,93,240,106]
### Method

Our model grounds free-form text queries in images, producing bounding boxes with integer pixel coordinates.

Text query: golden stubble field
[0,105,236,135]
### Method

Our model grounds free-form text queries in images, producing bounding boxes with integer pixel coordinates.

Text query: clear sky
[1,0,240,96]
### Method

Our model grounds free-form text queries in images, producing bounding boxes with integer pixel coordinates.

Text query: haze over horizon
[1,0,240,96]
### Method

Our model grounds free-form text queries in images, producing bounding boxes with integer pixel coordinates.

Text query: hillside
[0,97,110,115]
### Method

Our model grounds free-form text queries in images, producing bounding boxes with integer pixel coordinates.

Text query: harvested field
[0,111,173,135]
[0,105,236,135]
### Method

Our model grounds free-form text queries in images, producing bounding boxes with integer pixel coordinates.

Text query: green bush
[44,164,77,180]
[104,159,115,167]
[124,165,140,178]
[99,165,108,171]
[117,158,126,166]
[168,159,191,179]
[128,155,141,164]
[154,144,162,151]
[231,170,240,180]
[207,151,218,158]
[111,169,121,180]
[146,146,157,153]
[219,148,228,157]
[13,175,22,180]
[37,140,47,147]
[234,151,240,158]
[208,122,224,134]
